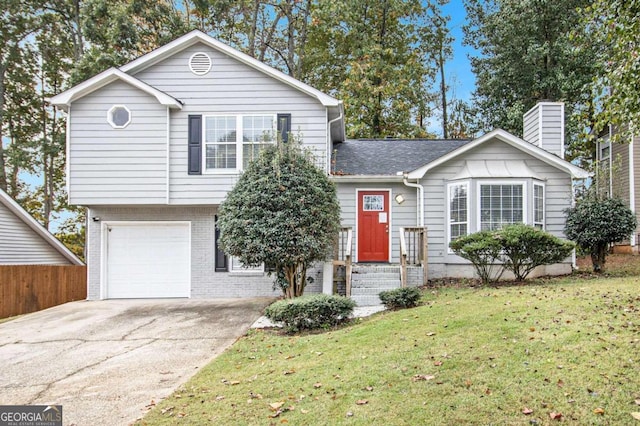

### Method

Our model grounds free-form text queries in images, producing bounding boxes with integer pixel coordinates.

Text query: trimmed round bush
[264,294,356,332]
[378,287,422,310]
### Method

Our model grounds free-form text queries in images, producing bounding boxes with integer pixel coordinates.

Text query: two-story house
[50,30,588,302]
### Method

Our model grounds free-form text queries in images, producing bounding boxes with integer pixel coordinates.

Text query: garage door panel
[106,223,190,298]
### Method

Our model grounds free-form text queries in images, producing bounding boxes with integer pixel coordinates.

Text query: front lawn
[138,266,640,425]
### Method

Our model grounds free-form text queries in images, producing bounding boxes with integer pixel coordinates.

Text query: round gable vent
[189,52,212,76]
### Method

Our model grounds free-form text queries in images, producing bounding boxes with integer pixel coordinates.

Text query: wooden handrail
[345,228,353,297]
[399,227,408,287]
[398,227,428,286]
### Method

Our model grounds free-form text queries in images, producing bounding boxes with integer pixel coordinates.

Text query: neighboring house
[50,31,588,301]
[0,189,82,266]
[595,128,640,252]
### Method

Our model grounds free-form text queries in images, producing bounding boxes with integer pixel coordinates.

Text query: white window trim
[533,182,545,229]
[476,180,528,231]
[202,114,277,174]
[446,181,469,251]
[107,104,131,129]
[229,256,265,275]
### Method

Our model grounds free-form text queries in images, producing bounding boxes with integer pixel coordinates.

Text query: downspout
[402,173,424,227]
[326,102,344,173]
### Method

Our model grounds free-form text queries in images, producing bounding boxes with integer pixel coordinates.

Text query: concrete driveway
[0,298,273,425]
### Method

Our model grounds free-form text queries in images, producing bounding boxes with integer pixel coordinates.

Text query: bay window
[479,183,524,231]
[448,183,468,242]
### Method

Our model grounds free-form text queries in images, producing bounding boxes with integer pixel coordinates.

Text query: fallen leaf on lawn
[283,369,295,375]
[346,412,354,417]
[300,409,309,414]
[356,400,368,405]
[530,327,536,332]
[593,408,605,415]
[269,402,284,411]
[161,407,174,414]
[230,380,240,385]
[635,400,640,406]
[434,361,443,366]
[268,410,283,418]
[557,379,564,388]
[485,388,491,395]
[313,383,322,388]
[549,412,563,420]
[412,374,435,382]
[426,332,436,336]
[281,419,288,423]
[215,395,225,401]
[631,412,640,420]
[364,386,374,391]
[464,379,472,388]
[522,407,533,415]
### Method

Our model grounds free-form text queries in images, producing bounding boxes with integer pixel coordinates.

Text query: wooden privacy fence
[0,265,87,319]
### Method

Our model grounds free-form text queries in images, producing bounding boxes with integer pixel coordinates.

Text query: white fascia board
[120,30,341,107]
[330,175,404,183]
[0,190,84,265]
[49,68,183,111]
[407,129,590,180]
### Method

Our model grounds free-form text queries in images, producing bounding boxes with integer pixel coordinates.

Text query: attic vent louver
[189,52,212,75]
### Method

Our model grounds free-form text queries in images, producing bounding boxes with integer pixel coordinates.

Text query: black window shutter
[214,215,228,272]
[188,115,202,175]
[277,113,291,143]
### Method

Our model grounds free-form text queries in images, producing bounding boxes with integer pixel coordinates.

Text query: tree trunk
[591,244,607,273]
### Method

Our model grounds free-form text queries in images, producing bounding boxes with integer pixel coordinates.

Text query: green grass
[138,274,640,425]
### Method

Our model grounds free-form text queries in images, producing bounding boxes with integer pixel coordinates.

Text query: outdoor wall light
[92,217,101,222]
[394,194,406,205]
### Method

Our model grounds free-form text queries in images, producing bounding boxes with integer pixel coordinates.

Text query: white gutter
[326,102,344,172]
[401,172,424,227]
[166,106,171,204]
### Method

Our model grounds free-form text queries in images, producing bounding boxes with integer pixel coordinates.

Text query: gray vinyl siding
[69,81,168,205]
[0,203,70,265]
[335,182,418,263]
[522,103,563,158]
[612,141,630,202]
[421,138,573,276]
[133,43,328,205]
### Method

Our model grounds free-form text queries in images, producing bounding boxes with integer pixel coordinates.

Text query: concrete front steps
[350,264,401,306]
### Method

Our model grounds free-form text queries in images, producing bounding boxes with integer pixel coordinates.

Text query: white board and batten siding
[523,102,564,158]
[0,203,70,265]
[422,138,573,269]
[134,42,330,205]
[69,81,168,205]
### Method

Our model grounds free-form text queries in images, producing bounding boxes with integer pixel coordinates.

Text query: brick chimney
[522,102,565,159]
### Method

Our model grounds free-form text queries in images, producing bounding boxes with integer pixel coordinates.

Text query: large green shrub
[450,225,575,283]
[264,294,356,333]
[217,141,341,298]
[564,197,636,272]
[449,230,504,284]
[495,223,575,281]
[378,287,422,310]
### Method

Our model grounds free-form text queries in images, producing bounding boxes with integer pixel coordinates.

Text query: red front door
[358,191,390,262]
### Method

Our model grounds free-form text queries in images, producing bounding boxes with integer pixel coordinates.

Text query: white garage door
[105,222,190,298]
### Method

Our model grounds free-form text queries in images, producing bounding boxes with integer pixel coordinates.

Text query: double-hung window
[479,182,525,231]
[204,114,276,172]
[533,183,545,229]
[448,183,468,243]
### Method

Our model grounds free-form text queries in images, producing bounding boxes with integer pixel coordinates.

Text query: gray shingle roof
[332,138,472,176]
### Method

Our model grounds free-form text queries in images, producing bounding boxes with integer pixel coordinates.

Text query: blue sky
[442,0,476,102]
